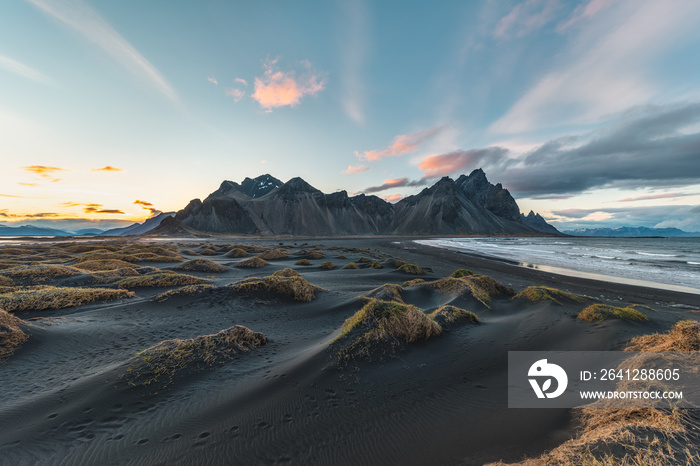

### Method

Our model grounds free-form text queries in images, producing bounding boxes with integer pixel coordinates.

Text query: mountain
[521,211,562,235]
[0,224,72,237]
[75,228,105,236]
[564,226,700,237]
[101,212,175,236]
[174,169,560,236]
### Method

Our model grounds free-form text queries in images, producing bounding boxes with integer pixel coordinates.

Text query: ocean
[415,237,700,295]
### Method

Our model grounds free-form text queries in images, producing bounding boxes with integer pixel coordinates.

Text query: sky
[1,0,700,233]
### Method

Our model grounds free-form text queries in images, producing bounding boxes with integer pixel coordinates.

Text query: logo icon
[528,359,568,399]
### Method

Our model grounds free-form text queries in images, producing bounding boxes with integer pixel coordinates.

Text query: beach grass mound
[357,257,372,264]
[0,308,28,359]
[383,258,407,269]
[0,286,134,312]
[89,268,140,284]
[513,286,585,305]
[271,268,300,278]
[172,259,227,273]
[125,325,266,390]
[333,299,442,363]
[450,269,474,278]
[233,273,321,302]
[259,248,289,260]
[428,274,514,307]
[236,256,269,268]
[343,262,359,269]
[224,248,248,258]
[577,303,650,323]
[0,247,42,257]
[364,284,404,303]
[320,261,335,270]
[402,278,426,287]
[0,264,83,282]
[336,255,347,260]
[295,259,312,266]
[428,305,479,326]
[0,276,14,287]
[153,284,215,302]
[74,259,140,272]
[130,252,184,262]
[306,250,325,259]
[117,273,208,289]
[198,248,218,256]
[370,261,383,269]
[397,263,426,275]
[626,320,700,351]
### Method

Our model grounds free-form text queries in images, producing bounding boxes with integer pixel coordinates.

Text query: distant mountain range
[563,226,700,237]
[167,170,561,236]
[101,212,175,236]
[0,224,74,237]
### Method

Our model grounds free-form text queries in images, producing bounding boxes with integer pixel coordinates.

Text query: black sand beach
[0,237,698,465]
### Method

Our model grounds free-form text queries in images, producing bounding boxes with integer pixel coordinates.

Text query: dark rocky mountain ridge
[172,170,561,236]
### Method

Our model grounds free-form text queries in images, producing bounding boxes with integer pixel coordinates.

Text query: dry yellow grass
[398,263,426,275]
[153,284,215,302]
[450,269,474,278]
[259,248,289,260]
[364,284,404,303]
[88,268,140,284]
[271,268,300,278]
[370,261,383,269]
[224,248,248,258]
[428,305,479,326]
[0,276,14,287]
[336,255,348,260]
[306,250,325,259]
[626,320,700,351]
[61,244,121,254]
[0,286,134,312]
[0,247,40,256]
[0,308,27,359]
[172,259,227,273]
[236,256,269,268]
[0,264,83,282]
[199,248,218,256]
[513,286,585,305]
[125,325,266,390]
[295,259,312,266]
[401,278,426,287]
[320,261,335,270]
[343,262,359,269]
[428,274,514,307]
[74,259,140,271]
[233,274,321,302]
[578,304,650,323]
[117,273,208,289]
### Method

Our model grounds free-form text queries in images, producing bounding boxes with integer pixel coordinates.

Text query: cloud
[490,0,700,134]
[356,128,441,162]
[82,203,124,214]
[251,57,326,110]
[342,164,369,175]
[494,0,561,39]
[224,87,246,102]
[338,0,369,124]
[22,165,65,176]
[383,193,404,203]
[0,210,61,219]
[234,77,248,86]
[362,177,426,194]
[556,0,612,31]
[0,193,30,198]
[208,77,218,85]
[134,199,160,216]
[418,147,509,179]
[91,165,122,172]
[549,204,700,232]
[619,192,698,202]
[0,53,51,84]
[27,0,179,104]
[18,183,39,187]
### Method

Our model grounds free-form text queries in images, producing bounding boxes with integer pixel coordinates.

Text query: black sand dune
[0,238,698,465]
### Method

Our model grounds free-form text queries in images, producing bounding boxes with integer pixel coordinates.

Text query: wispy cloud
[22,165,65,175]
[418,147,508,179]
[338,0,369,124]
[207,77,218,85]
[342,164,369,175]
[490,0,700,134]
[224,87,245,102]
[0,210,61,219]
[0,54,51,84]
[251,57,326,110]
[134,199,160,216]
[494,0,561,39]
[362,177,426,194]
[26,0,179,104]
[556,0,612,32]
[618,192,698,202]
[91,165,122,172]
[82,203,124,214]
[356,128,441,162]
[234,77,248,86]
[383,193,404,203]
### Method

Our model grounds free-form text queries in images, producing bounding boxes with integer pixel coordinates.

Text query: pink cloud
[234,77,248,86]
[207,77,218,85]
[494,0,560,39]
[383,193,404,203]
[619,192,696,202]
[225,87,246,102]
[342,164,369,175]
[251,57,326,110]
[418,148,507,178]
[356,127,440,162]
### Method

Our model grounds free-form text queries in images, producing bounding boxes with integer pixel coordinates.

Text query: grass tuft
[172,259,227,273]
[117,273,208,289]
[578,303,650,322]
[259,248,289,260]
[398,263,426,275]
[428,305,479,326]
[153,284,215,302]
[320,261,335,270]
[402,278,426,287]
[0,276,14,287]
[450,269,474,278]
[343,262,359,269]
[336,255,347,260]
[0,308,27,359]
[306,250,325,259]
[428,274,514,307]
[626,320,700,351]
[364,284,404,303]
[370,261,383,269]
[0,264,82,282]
[271,268,300,278]
[357,257,372,263]
[224,248,248,258]
[233,273,321,302]
[0,286,134,312]
[74,259,140,271]
[236,256,269,268]
[513,286,585,305]
[295,259,312,266]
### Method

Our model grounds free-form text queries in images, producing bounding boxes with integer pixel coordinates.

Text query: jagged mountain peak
[240,174,282,198]
[279,177,320,193]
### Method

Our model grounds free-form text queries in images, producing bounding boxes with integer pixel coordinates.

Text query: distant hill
[0,224,72,237]
[174,170,561,236]
[101,212,175,236]
[563,226,700,237]
[521,211,562,235]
